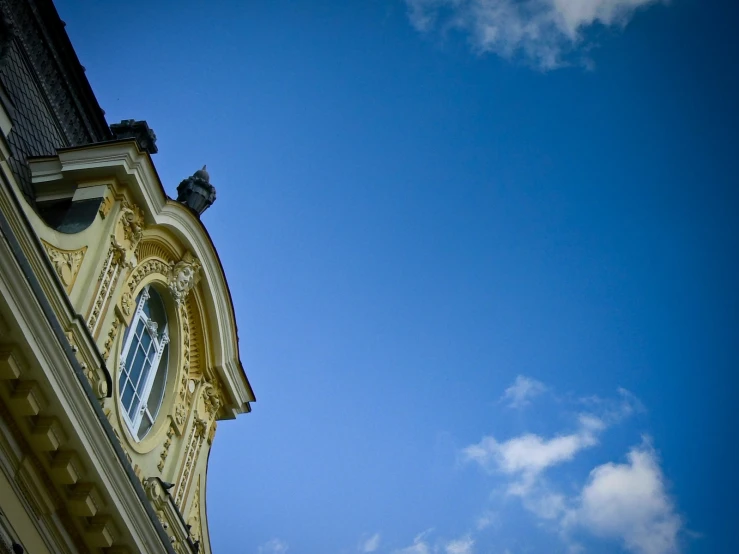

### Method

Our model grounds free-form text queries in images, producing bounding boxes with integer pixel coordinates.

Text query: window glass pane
[137,412,153,439]
[128,392,141,418]
[147,344,169,420]
[121,382,135,411]
[129,346,147,387]
[146,289,167,334]
[141,328,152,351]
[124,323,143,372]
[136,362,153,399]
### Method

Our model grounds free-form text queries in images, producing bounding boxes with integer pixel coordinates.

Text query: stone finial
[110,119,158,154]
[176,166,216,216]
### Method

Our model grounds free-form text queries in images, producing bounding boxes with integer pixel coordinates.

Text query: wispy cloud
[474,510,498,531]
[258,539,289,554]
[501,375,546,409]
[394,530,476,554]
[394,529,435,554]
[405,0,667,69]
[359,532,382,553]
[445,535,475,554]
[462,388,641,493]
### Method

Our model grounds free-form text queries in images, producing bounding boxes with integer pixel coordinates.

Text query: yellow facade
[0,65,254,554]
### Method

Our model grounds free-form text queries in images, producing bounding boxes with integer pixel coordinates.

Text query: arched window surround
[118,285,171,441]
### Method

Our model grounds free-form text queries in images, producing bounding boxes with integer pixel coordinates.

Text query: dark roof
[0,0,111,201]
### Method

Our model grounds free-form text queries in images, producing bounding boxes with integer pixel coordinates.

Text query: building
[0,1,255,552]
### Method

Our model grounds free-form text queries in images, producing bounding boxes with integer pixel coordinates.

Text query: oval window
[118,286,169,440]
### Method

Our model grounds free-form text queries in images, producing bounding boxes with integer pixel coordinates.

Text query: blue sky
[57,1,738,553]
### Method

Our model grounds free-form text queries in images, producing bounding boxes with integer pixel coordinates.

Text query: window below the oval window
[118,286,169,440]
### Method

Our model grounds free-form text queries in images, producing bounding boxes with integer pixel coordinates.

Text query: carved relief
[175,415,207,508]
[202,381,222,420]
[185,298,203,379]
[118,200,145,248]
[120,291,133,316]
[168,253,201,306]
[179,302,192,404]
[143,477,164,505]
[88,239,128,334]
[126,258,172,296]
[187,478,202,543]
[102,316,121,361]
[98,193,113,219]
[88,201,145,335]
[41,241,87,293]
[158,424,176,472]
[66,332,106,397]
[174,403,187,429]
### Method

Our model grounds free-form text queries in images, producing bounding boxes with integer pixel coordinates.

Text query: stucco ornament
[202,381,222,420]
[119,202,145,248]
[120,291,133,316]
[168,253,202,305]
[175,402,187,428]
[41,241,87,292]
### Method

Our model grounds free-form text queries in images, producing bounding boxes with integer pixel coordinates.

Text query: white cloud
[360,533,382,553]
[462,417,601,484]
[446,535,475,554]
[571,440,682,554]
[501,375,546,408]
[464,387,642,489]
[474,510,498,531]
[395,529,435,554]
[461,387,684,553]
[258,539,289,554]
[405,0,667,69]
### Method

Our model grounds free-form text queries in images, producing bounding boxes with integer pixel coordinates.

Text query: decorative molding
[0,346,24,380]
[99,192,113,219]
[158,423,176,473]
[120,291,133,316]
[135,238,176,265]
[119,200,145,248]
[102,316,121,361]
[202,381,222,421]
[66,331,106,397]
[174,403,187,431]
[187,478,202,543]
[88,237,127,334]
[179,301,192,404]
[88,201,145,335]
[40,241,87,293]
[207,421,216,446]
[174,415,207,508]
[126,258,172,297]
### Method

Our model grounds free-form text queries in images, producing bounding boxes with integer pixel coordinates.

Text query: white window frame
[118,286,169,440]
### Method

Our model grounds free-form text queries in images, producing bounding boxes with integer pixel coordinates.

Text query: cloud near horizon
[360,533,382,553]
[394,530,475,554]
[405,0,667,69]
[257,538,289,554]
